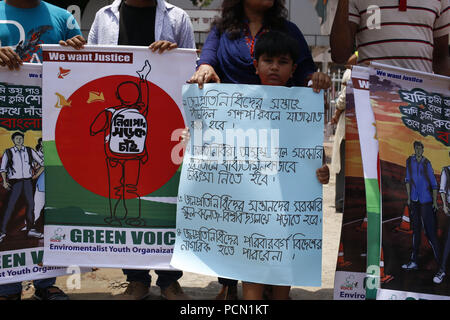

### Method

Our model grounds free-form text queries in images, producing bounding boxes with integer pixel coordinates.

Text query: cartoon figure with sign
[90,60,151,227]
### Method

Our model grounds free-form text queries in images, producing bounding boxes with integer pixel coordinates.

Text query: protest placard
[171,83,324,286]
[0,64,72,284]
[41,45,197,269]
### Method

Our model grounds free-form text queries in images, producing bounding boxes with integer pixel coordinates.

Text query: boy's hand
[59,35,86,50]
[316,164,330,184]
[0,47,22,70]
[188,64,221,89]
[310,72,331,93]
[149,41,178,54]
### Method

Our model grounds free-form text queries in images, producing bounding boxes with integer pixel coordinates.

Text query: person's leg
[216,277,238,300]
[434,225,450,284]
[23,179,35,230]
[218,277,238,286]
[33,277,56,289]
[410,201,422,264]
[122,269,151,287]
[0,282,22,300]
[155,270,182,289]
[120,269,151,300]
[271,285,291,300]
[156,270,190,300]
[421,203,441,265]
[440,227,450,271]
[1,180,23,234]
[242,282,264,300]
[33,277,69,300]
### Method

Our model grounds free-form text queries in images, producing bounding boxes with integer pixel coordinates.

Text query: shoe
[120,281,150,300]
[0,233,6,243]
[0,292,21,300]
[33,286,69,300]
[27,229,43,239]
[433,270,446,284]
[161,281,191,300]
[401,261,418,270]
[215,284,238,300]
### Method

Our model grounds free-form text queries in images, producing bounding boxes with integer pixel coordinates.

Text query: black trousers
[409,201,440,265]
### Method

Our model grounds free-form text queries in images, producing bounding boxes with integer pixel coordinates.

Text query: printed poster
[369,63,450,300]
[171,83,324,286]
[41,45,197,269]
[333,78,368,300]
[0,64,71,284]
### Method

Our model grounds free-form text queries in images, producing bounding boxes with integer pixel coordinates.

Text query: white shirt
[0,146,43,179]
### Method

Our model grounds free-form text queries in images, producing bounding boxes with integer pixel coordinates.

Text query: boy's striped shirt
[349,0,449,73]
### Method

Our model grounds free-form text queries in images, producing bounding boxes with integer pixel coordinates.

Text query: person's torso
[350,0,445,73]
[118,2,156,46]
[6,147,34,179]
[409,156,434,202]
[0,1,80,63]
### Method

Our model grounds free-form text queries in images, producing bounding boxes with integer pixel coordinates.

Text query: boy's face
[254,53,297,86]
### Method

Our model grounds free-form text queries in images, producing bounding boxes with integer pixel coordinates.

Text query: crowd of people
[0,0,448,300]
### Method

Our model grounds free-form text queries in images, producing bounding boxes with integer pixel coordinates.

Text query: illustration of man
[402,141,440,271]
[90,60,151,227]
[0,132,44,243]
[433,151,450,284]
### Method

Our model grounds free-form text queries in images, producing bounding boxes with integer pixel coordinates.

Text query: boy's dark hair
[254,31,300,62]
[413,140,424,149]
[11,132,24,140]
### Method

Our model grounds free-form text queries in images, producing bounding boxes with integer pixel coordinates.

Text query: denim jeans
[122,269,182,290]
[0,277,56,295]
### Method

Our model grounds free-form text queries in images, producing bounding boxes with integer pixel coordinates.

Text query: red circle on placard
[55,75,184,199]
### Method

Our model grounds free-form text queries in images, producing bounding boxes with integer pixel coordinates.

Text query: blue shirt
[0,1,81,63]
[197,20,315,86]
[405,155,438,204]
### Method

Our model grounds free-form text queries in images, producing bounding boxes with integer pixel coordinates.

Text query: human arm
[316,164,330,184]
[87,10,101,45]
[1,172,9,190]
[90,111,109,136]
[0,47,22,70]
[59,35,87,50]
[442,192,449,216]
[405,183,411,206]
[432,35,449,77]
[149,41,178,53]
[174,10,196,49]
[433,189,438,211]
[306,72,332,93]
[440,169,449,215]
[330,0,358,64]
[32,166,44,180]
[426,161,439,210]
[188,26,221,88]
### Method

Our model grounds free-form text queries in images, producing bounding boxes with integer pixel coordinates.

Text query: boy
[242,30,330,300]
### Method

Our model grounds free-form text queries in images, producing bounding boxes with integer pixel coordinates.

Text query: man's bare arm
[330,0,358,64]
[433,35,450,77]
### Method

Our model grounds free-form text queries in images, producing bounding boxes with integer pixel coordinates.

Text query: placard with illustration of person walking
[41,45,197,269]
[0,64,72,284]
